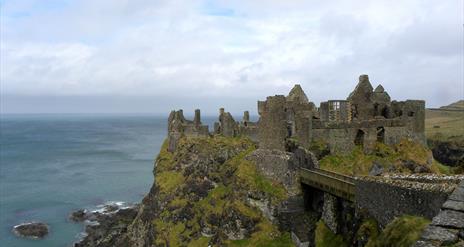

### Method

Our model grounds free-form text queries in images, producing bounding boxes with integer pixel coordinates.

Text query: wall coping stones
[356,176,458,194]
[383,174,464,184]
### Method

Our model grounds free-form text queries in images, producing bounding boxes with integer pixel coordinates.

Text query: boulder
[369,162,384,176]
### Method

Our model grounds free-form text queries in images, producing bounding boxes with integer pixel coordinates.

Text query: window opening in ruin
[408,111,415,117]
[352,105,358,119]
[329,101,340,111]
[374,103,379,116]
[287,124,293,137]
[377,127,385,143]
[354,129,364,147]
[381,107,388,118]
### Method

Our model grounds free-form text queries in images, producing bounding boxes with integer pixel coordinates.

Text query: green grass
[367,215,430,247]
[319,140,446,176]
[356,218,380,246]
[155,170,185,194]
[187,237,211,247]
[315,220,347,247]
[430,160,452,175]
[227,222,294,247]
[151,135,294,246]
[425,109,464,142]
[234,156,288,203]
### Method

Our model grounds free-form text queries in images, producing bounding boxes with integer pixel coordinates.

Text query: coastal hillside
[119,136,295,246]
[426,100,464,141]
[425,100,464,171]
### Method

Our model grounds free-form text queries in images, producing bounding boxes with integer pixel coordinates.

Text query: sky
[0,0,463,115]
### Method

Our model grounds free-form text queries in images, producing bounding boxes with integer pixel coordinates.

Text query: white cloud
[0,0,462,112]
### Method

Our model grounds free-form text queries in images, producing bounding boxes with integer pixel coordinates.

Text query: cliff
[81,136,300,247]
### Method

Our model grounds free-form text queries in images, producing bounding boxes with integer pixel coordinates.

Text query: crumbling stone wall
[214,108,259,141]
[214,108,238,137]
[257,85,315,151]
[167,109,209,152]
[238,111,259,142]
[355,176,458,226]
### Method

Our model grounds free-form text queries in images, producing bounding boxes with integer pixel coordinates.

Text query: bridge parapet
[299,168,355,202]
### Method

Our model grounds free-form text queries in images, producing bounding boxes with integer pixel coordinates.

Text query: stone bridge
[299,168,355,202]
[299,168,461,225]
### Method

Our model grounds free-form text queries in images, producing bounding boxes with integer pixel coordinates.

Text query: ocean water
[0,114,185,247]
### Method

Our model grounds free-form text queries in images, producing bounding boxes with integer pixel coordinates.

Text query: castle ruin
[167,74,425,153]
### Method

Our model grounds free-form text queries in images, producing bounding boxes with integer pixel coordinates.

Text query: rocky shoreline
[69,202,139,247]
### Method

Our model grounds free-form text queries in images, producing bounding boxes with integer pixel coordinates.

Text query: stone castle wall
[355,176,458,226]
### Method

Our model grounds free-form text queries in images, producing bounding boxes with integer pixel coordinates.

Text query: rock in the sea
[13,222,49,239]
[70,209,88,222]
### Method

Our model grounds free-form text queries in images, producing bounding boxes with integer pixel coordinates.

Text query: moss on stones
[366,215,430,247]
[315,220,347,247]
[319,139,450,176]
[149,136,292,246]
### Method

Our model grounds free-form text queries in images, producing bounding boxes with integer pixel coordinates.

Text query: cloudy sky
[1,0,462,115]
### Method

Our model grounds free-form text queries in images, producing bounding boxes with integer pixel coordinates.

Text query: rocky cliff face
[428,139,464,168]
[108,136,297,247]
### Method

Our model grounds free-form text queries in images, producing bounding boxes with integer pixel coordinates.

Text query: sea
[0,114,218,247]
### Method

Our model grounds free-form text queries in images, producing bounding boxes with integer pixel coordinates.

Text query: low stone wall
[355,176,457,226]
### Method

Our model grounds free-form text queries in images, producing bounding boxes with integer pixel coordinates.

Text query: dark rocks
[400,159,431,173]
[70,209,87,222]
[12,222,49,239]
[369,162,384,176]
[72,202,139,247]
[428,139,464,167]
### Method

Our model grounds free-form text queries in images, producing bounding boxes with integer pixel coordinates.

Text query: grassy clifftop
[151,136,292,247]
[318,140,451,176]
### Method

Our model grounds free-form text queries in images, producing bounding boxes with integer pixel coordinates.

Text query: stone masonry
[167,74,426,155]
[414,180,464,246]
[167,109,209,152]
